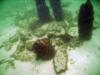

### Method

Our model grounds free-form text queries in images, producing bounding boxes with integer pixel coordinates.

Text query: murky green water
[0,0,100,75]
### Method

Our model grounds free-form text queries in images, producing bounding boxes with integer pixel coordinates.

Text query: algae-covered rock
[53,46,68,74]
[11,50,35,62]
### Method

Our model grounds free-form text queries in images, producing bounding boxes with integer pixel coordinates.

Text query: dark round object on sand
[33,38,55,60]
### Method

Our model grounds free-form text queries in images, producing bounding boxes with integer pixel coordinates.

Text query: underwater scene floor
[0,0,100,75]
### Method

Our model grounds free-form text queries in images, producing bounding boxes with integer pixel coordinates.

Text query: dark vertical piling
[50,0,64,21]
[35,0,52,23]
[78,0,94,41]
